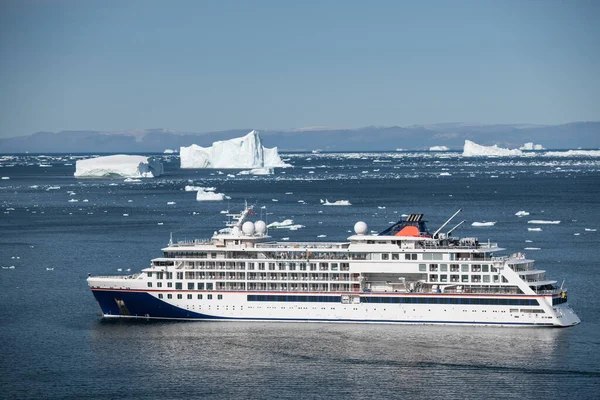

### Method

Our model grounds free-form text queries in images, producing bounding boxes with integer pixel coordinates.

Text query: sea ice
[163,149,177,154]
[520,142,545,150]
[515,211,530,216]
[167,201,176,205]
[238,167,274,175]
[585,228,597,232]
[527,220,560,224]
[524,247,541,250]
[196,188,225,201]
[74,155,164,178]
[462,140,523,157]
[180,130,290,169]
[439,172,451,176]
[471,221,496,227]
[543,150,600,157]
[317,234,327,238]
[429,146,449,151]
[528,228,542,231]
[321,199,352,206]
[1,177,9,180]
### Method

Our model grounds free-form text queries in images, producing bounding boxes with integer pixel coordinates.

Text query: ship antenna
[169,232,173,246]
[433,209,462,239]
[446,220,465,236]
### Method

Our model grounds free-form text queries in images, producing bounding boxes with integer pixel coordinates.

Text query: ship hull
[91,289,579,327]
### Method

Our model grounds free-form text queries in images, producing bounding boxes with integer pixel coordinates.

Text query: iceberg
[74,155,163,178]
[515,211,530,217]
[163,149,177,154]
[180,130,290,169]
[543,150,600,157]
[196,188,225,201]
[429,146,449,151]
[471,221,496,227]
[462,140,523,157]
[320,199,352,206]
[520,142,545,150]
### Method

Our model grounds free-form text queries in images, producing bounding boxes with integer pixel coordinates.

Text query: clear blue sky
[0,0,598,137]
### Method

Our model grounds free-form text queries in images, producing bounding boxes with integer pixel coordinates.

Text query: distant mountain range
[0,122,598,153]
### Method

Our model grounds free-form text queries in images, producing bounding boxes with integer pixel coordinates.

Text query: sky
[0,0,598,138]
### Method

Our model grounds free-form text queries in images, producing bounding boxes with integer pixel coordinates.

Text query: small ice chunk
[1,177,10,180]
[524,247,541,250]
[515,211,530,216]
[167,201,176,205]
[472,221,496,227]
[317,234,327,238]
[584,228,596,232]
[527,228,542,231]
[527,220,560,224]
[123,214,129,217]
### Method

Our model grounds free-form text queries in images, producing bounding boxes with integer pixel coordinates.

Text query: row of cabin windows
[361,297,539,306]
[428,274,506,283]
[158,293,223,300]
[419,264,495,273]
[381,254,419,261]
[148,282,215,290]
[246,295,539,306]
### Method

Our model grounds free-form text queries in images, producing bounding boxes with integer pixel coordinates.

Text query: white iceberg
[543,150,600,157]
[238,167,273,176]
[429,146,449,151]
[180,130,290,169]
[462,140,523,157]
[585,228,597,232]
[471,221,496,227]
[320,199,352,206]
[267,219,294,228]
[528,220,560,224]
[196,188,225,201]
[520,142,545,150]
[163,149,177,154]
[515,211,530,216]
[74,155,163,178]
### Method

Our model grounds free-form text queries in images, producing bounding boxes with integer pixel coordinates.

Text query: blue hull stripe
[91,289,555,326]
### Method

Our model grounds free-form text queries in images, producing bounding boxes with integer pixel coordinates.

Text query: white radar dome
[255,220,267,235]
[354,221,368,235]
[231,226,241,236]
[242,221,255,235]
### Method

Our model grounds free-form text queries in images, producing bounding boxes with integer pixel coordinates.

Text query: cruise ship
[88,206,580,327]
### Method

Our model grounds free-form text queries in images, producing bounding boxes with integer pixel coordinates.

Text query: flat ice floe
[180,130,290,169]
[585,228,597,232]
[1,176,9,180]
[238,167,273,175]
[524,247,541,250]
[515,211,530,216]
[462,140,523,157]
[471,221,496,227]
[320,199,351,206]
[74,155,164,178]
[528,228,542,231]
[527,220,561,224]
[429,146,449,151]
[267,219,304,230]
[196,188,225,201]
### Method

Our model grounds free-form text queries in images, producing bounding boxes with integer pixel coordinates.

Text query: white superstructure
[88,207,580,327]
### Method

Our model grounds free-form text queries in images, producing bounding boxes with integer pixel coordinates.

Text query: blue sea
[1,151,599,399]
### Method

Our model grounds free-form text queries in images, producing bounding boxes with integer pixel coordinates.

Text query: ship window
[158,294,163,299]
[207,294,213,300]
[289,263,296,271]
[218,294,223,300]
[187,294,192,299]
[450,275,459,282]
[423,253,433,261]
[167,282,173,288]
[461,264,469,272]
[198,294,203,299]
[258,263,265,270]
[197,283,204,290]
[310,263,317,271]
[166,272,173,279]
[147,282,152,287]
[206,283,213,290]
[429,274,438,282]
[147,272,153,278]
[405,254,411,260]
[411,254,417,260]
[157,282,162,288]
[419,264,426,272]
[248,263,255,270]
[175,282,182,290]
[483,275,490,283]
[429,264,438,272]
[461,275,469,282]
[392,254,399,260]
[450,264,459,272]
[440,275,447,282]
[482,265,489,272]
[300,263,307,271]
[177,294,182,299]
[211,253,216,259]
[382,254,389,260]
[187,282,194,290]
[440,264,448,272]
[167,294,172,299]
[268,263,275,270]
[176,272,183,279]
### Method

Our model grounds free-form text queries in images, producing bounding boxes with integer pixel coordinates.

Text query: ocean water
[1,151,599,399]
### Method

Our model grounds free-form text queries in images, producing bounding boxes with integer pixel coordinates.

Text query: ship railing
[172,239,212,246]
[255,242,349,250]
[533,288,563,295]
[91,274,140,280]
[417,243,499,250]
